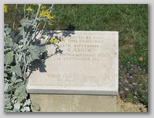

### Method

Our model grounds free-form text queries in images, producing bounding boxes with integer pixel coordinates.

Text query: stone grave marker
[27,31,118,112]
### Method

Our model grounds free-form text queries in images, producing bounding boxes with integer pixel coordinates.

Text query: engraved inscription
[51,34,114,62]
[47,73,114,87]
[45,33,116,88]
[28,31,118,93]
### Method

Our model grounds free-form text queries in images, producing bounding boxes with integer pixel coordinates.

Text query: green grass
[5,4,148,71]
[51,4,148,71]
[4,4,148,107]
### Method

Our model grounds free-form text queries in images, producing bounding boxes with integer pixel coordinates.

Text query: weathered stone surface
[27,31,118,95]
[30,94,117,112]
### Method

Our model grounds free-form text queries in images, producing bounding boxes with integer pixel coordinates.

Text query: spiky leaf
[31,103,40,111]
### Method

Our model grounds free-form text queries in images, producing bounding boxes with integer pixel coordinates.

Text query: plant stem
[13,4,18,29]
[24,4,26,18]
[32,4,41,26]
[26,4,41,46]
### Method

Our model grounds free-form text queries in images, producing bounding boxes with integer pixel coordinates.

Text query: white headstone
[27,31,118,95]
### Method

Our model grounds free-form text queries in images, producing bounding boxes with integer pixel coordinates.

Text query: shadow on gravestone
[30,60,47,72]
[29,30,75,74]
[32,30,75,45]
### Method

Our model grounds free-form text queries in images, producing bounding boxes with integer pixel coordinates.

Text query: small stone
[139,105,143,110]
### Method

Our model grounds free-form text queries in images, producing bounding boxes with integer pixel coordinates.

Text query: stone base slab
[30,94,117,112]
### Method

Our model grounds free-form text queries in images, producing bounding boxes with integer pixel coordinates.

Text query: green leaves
[4,4,55,112]
[14,84,26,96]
[5,35,12,43]
[4,83,9,93]
[28,45,46,61]
[4,35,14,49]
[4,25,12,36]
[4,51,14,65]
[15,79,23,84]
[18,26,25,35]
[4,96,13,111]
[14,103,21,110]
[11,65,22,77]
[20,19,33,27]
[24,99,31,106]
[22,107,30,112]
[31,51,39,60]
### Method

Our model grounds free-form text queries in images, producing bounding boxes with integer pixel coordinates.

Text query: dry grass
[117,95,147,112]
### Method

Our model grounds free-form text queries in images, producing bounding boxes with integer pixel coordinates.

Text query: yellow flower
[54,39,59,43]
[39,10,46,17]
[26,7,33,11]
[46,14,54,20]
[41,5,46,10]
[50,38,59,43]
[50,39,54,43]
[40,10,50,17]
[4,5,8,13]
[39,10,54,20]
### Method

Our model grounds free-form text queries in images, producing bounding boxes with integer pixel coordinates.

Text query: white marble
[27,31,118,95]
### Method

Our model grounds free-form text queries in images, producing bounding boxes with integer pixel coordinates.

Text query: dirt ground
[117,96,147,112]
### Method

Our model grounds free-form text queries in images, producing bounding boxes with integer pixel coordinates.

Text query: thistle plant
[4,4,55,112]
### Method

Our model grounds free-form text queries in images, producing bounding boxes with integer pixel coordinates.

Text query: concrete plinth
[30,94,117,112]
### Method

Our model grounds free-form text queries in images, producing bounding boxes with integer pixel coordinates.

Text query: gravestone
[27,31,118,112]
